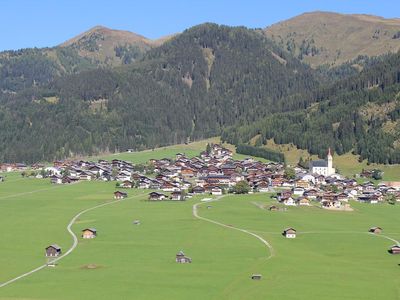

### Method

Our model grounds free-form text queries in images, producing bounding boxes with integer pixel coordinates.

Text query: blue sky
[1,0,399,51]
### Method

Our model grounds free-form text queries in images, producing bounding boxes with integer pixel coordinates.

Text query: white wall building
[309,148,335,176]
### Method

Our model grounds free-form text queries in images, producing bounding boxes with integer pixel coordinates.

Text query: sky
[1,0,399,51]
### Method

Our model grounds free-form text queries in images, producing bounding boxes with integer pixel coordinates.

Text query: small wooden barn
[114,191,128,199]
[390,245,400,254]
[176,251,192,263]
[82,228,97,239]
[283,228,297,238]
[369,226,382,234]
[45,244,62,257]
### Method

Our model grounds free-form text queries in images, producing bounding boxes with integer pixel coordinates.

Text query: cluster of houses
[36,144,400,208]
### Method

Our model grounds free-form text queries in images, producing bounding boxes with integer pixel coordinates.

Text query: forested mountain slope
[222,52,400,164]
[0,23,317,163]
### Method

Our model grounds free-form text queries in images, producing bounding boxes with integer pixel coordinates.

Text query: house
[171,191,185,201]
[390,245,400,254]
[176,251,192,263]
[82,228,97,239]
[50,175,62,184]
[283,228,297,238]
[251,274,262,280]
[148,192,167,201]
[192,186,205,194]
[296,197,310,206]
[114,191,128,199]
[293,187,305,196]
[281,197,296,206]
[120,180,133,188]
[45,244,62,257]
[369,227,382,234]
[211,186,223,195]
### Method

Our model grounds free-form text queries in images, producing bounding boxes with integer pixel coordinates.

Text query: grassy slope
[1,180,399,299]
[264,11,400,67]
[93,137,267,163]
[1,142,399,299]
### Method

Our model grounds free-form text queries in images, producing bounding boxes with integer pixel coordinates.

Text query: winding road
[193,196,274,259]
[0,193,143,289]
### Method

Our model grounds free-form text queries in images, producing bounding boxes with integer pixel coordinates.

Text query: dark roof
[82,228,97,233]
[310,160,328,168]
[46,244,61,250]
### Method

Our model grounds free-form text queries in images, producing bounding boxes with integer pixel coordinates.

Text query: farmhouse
[283,228,297,238]
[192,186,206,194]
[45,244,62,257]
[82,228,97,239]
[148,192,167,201]
[171,191,185,201]
[120,180,133,188]
[114,191,128,199]
[176,251,192,263]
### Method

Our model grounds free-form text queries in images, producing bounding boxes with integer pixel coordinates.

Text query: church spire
[327,147,332,157]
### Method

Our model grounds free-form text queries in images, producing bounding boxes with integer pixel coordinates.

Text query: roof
[310,160,328,168]
[46,244,61,250]
[82,228,97,233]
[284,227,296,232]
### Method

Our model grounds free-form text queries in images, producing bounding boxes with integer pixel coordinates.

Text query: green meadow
[0,148,400,299]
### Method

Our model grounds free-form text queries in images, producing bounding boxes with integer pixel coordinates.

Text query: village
[1,143,395,208]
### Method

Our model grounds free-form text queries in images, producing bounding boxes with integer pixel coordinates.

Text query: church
[309,148,335,176]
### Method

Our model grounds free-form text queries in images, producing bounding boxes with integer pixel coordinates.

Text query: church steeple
[327,147,333,175]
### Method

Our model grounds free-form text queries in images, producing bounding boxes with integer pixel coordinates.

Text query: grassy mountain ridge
[264,11,400,67]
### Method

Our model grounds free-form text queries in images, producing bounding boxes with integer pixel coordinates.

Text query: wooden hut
[82,228,97,239]
[45,244,62,257]
[283,228,297,238]
[390,245,400,254]
[114,191,128,199]
[369,226,382,234]
[268,205,279,211]
[176,251,192,263]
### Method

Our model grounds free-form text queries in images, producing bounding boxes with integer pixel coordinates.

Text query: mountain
[264,11,400,67]
[0,23,316,163]
[222,51,400,164]
[60,25,155,66]
[0,26,167,94]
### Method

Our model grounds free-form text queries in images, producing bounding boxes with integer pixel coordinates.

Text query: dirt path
[0,183,78,201]
[0,193,144,288]
[193,196,274,259]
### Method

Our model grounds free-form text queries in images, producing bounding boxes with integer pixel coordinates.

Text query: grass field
[1,146,400,299]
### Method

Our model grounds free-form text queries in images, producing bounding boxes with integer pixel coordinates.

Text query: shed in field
[114,191,128,199]
[369,227,382,234]
[176,251,192,263]
[82,228,97,239]
[45,244,62,257]
[283,228,297,238]
[390,245,400,254]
